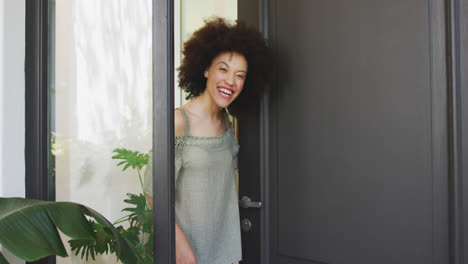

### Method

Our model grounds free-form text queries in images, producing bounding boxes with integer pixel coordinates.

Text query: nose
[225,74,234,86]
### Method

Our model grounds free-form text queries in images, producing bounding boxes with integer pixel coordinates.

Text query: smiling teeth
[219,88,233,96]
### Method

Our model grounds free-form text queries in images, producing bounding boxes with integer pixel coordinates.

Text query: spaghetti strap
[223,110,230,129]
[177,107,191,136]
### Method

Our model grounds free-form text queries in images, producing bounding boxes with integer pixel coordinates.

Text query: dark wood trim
[266,0,279,262]
[237,1,262,263]
[446,0,464,263]
[238,106,261,264]
[25,0,55,263]
[25,0,52,202]
[152,0,175,263]
[259,93,270,264]
[428,0,450,263]
[460,0,468,262]
[259,1,271,264]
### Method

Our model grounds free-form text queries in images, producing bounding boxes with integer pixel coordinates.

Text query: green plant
[0,148,152,264]
[0,198,141,264]
[68,148,153,263]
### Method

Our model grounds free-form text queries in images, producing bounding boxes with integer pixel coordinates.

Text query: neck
[188,92,222,120]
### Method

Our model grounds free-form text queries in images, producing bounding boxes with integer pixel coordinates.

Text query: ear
[204,70,208,78]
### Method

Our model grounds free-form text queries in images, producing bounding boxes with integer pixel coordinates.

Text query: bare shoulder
[174,109,186,137]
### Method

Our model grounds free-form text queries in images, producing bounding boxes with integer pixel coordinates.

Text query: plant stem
[137,169,151,211]
[137,169,145,193]
[113,214,131,225]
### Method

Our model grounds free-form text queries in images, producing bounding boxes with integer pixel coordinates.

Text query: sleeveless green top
[143,108,242,264]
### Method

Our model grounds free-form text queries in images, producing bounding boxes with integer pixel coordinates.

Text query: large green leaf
[112,148,149,171]
[69,220,117,261]
[81,206,142,263]
[0,251,9,264]
[0,198,141,263]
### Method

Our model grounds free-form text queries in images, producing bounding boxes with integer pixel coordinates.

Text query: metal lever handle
[239,196,262,209]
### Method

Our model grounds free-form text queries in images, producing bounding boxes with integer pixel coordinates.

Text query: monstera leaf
[0,198,141,263]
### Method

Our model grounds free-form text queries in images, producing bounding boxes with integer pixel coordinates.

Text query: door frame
[259,1,272,263]
[447,0,467,263]
[25,1,54,262]
[152,0,175,262]
[24,0,176,263]
[25,0,52,204]
[236,0,271,263]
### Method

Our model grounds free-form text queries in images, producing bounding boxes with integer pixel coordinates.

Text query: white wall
[0,1,25,263]
[0,0,25,198]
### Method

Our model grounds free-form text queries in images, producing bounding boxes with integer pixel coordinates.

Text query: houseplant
[69,148,153,263]
[0,148,152,264]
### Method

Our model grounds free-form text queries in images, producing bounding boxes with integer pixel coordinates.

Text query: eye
[236,74,245,80]
[219,67,227,72]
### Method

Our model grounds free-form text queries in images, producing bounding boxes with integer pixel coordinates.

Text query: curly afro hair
[178,17,274,117]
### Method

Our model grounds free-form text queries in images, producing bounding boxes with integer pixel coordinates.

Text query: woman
[144,17,273,264]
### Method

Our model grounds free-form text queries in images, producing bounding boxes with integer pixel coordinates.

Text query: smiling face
[203,51,248,109]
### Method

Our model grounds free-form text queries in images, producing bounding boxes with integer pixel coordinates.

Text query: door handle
[239,196,262,208]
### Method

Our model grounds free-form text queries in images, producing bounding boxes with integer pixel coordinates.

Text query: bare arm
[145,193,196,264]
[142,109,196,263]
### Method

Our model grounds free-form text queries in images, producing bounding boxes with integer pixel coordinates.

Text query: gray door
[267,1,449,263]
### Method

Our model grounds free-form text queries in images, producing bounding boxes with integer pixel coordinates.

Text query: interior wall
[0,1,26,263]
[0,0,25,199]
[180,0,237,40]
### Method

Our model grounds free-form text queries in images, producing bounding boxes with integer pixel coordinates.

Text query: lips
[218,87,234,97]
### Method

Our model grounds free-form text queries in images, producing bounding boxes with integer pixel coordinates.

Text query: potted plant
[0,148,152,264]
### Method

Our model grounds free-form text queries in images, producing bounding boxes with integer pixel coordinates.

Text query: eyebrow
[216,61,247,73]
